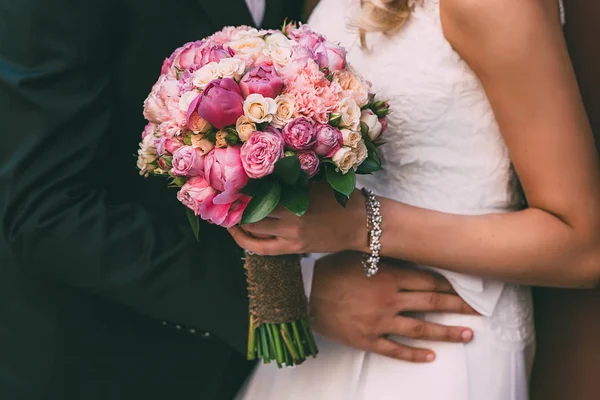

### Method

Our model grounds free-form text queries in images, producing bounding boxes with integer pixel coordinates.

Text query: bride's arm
[230,0,600,288]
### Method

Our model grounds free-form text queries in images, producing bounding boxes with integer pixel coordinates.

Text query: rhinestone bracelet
[361,189,382,277]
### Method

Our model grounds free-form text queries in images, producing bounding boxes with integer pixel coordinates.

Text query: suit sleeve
[0,0,226,329]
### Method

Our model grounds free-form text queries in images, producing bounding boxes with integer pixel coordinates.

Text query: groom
[0,0,476,399]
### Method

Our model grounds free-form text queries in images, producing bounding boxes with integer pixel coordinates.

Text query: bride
[232,0,600,398]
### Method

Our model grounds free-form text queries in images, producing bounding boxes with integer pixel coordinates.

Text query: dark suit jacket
[0,0,303,399]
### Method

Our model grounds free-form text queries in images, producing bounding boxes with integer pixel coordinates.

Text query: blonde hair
[354,0,412,47]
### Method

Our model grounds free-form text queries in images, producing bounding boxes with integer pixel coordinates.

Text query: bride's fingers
[371,338,435,363]
[242,219,285,237]
[396,292,479,315]
[386,317,474,344]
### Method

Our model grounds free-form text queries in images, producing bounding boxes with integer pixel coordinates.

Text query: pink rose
[171,146,204,177]
[172,41,205,71]
[239,65,284,99]
[154,136,182,156]
[240,129,285,179]
[312,124,343,158]
[188,113,212,133]
[325,43,347,72]
[288,25,328,69]
[200,193,251,228]
[199,44,231,66]
[177,176,217,216]
[188,78,244,129]
[204,146,249,204]
[282,117,316,151]
[297,151,320,177]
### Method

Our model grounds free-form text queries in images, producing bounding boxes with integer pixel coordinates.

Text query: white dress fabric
[237,0,566,398]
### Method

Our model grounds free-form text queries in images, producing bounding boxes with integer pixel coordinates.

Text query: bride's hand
[228,184,368,255]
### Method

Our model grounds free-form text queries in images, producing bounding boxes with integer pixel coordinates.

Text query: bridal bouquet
[137,22,390,367]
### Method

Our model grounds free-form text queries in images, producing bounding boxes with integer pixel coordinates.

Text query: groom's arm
[0,0,229,334]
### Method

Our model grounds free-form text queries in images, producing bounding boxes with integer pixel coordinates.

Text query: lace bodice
[309,0,538,343]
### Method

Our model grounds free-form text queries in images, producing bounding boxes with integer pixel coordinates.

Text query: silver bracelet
[361,189,382,277]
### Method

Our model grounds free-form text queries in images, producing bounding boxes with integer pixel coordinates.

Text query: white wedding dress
[238,0,565,398]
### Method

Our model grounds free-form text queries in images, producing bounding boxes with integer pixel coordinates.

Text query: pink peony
[297,151,320,177]
[154,136,183,157]
[171,41,205,71]
[312,124,342,157]
[240,129,285,179]
[239,65,284,99]
[142,123,156,139]
[188,78,244,129]
[288,25,328,69]
[143,76,183,124]
[200,192,251,228]
[177,176,217,216]
[171,146,204,177]
[281,117,316,151]
[204,146,249,204]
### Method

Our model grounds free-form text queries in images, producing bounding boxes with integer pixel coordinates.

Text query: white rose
[352,139,368,168]
[264,42,293,67]
[340,128,362,148]
[360,109,383,141]
[336,97,361,131]
[137,134,158,177]
[265,32,294,47]
[236,115,258,142]
[191,134,215,156]
[271,95,296,128]
[332,146,357,175]
[243,93,278,124]
[227,37,266,58]
[217,58,246,80]
[333,69,371,107]
[192,62,220,89]
[231,27,266,41]
[179,90,200,113]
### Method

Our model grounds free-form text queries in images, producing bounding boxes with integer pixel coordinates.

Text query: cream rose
[192,62,220,89]
[243,93,277,124]
[217,58,246,80]
[340,128,362,148]
[264,42,293,67]
[336,97,361,131]
[360,109,383,141]
[215,131,229,148]
[227,37,266,59]
[179,90,200,113]
[236,115,257,142]
[231,27,265,41]
[191,134,215,156]
[333,69,371,107]
[352,139,368,168]
[332,146,357,175]
[137,134,159,177]
[271,95,296,128]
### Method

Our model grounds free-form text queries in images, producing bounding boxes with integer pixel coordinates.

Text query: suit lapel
[196,0,255,30]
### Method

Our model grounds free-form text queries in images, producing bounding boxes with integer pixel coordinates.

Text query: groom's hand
[310,252,478,363]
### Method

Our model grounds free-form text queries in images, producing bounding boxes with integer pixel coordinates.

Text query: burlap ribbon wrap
[245,253,308,325]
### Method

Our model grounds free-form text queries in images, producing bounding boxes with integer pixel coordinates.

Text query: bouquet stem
[244,253,318,367]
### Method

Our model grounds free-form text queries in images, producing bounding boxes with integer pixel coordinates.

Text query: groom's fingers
[371,339,436,363]
[385,317,474,343]
[396,292,479,315]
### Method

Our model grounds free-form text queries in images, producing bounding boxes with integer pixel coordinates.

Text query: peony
[201,192,251,228]
[312,124,342,157]
[281,117,316,151]
[189,78,244,129]
[361,109,383,141]
[154,136,182,157]
[239,65,284,99]
[236,115,257,142]
[333,69,371,108]
[240,129,285,179]
[352,139,368,168]
[199,44,231,66]
[204,146,249,203]
[137,134,159,177]
[271,95,296,128]
[336,97,361,131]
[191,134,215,156]
[243,93,278,124]
[332,146,357,174]
[177,176,217,216]
[340,128,362,148]
[288,25,328,69]
[297,151,320,177]
[142,122,157,139]
[325,42,347,72]
[171,146,204,177]
[143,76,182,124]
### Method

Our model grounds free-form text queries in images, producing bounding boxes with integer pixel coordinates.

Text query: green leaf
[280,184,310,217]
[241,179,267,196]
[333,189,349,207]
[241,182,281,224]
[325,165,356,197]
[186,208,200,242]
[356,158,382,174]
[274,155,301,185]
[298,171,311,186]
